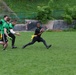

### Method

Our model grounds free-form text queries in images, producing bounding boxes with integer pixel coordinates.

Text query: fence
[0,10,64,23]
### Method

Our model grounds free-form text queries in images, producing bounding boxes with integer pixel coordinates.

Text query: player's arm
[4,28,10,37]
[37,32,43,36]
[4,28,12,40]
[37,28,44,36]
[34,28,44,37]
[10,29,20,36]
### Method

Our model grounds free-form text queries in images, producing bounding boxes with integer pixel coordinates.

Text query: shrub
[64,4,73,16]
[71,6,76,19]
[74,24,76,29]
[63,5,76,24]
[62,4,75,24]
[36,0,54,23]
[36,5,53,23]
[63,14,73,24]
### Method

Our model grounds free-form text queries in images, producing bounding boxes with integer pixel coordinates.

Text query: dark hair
[36,22,42,26]
[3,15,8,18]
[12,19,17,22]
[36,21,42,24]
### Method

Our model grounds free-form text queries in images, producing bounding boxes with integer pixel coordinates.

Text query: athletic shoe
[3,47,7,50]
[22,46,25,49]
[22,46,26,49]
[12,46,17,49]
[3,48,6,50]
[47,45,52,49]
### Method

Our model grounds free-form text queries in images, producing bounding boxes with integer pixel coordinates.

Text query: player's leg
[8,33,17,49]
[39,37,51,49]
[0,41,4,45]
[22,37,37,49]
[3,42,8,50]
[2,34,8,50]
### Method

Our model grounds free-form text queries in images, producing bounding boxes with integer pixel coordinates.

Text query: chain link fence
[0,10,64,23]
[0,0,65,23]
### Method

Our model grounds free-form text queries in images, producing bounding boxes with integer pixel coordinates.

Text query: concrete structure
[13,20,76,31]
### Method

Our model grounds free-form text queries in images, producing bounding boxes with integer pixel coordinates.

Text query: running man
[2,17,12,50]
[22,22,51,49]
[8,20,20,49]
[0,15,9,47]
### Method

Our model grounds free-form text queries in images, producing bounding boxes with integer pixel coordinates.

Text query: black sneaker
[22,44,27,49]
[47,45,52,49]
[3,48,6,50]
[12,46,17,49]
[22,46,25,49]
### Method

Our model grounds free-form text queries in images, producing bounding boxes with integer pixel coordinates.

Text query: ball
[40,28,44,32]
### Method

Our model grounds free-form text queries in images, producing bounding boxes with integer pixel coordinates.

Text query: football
[40,28,44,32]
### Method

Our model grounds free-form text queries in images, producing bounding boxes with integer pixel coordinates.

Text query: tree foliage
[63,4,76,24]
[36,0,53,23]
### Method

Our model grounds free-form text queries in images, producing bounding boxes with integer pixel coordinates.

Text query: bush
[63,14,73,24]
[63,5,76,24]
[74,24,76,29]
[64,4,73,16]
[48,0,54,8]
[36,5,53,23]
[65,5,76,19]
[71,6,76,19]
[36,0,54,23]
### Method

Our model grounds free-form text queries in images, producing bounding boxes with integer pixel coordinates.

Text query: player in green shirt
[2,17,12,50]
[8,20,20,49]
[0,15,8,31]
[0,15,9,46]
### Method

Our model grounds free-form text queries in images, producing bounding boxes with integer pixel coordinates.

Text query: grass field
[0,31,76,75]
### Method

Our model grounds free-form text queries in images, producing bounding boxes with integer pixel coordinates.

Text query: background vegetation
[4,0,76,23]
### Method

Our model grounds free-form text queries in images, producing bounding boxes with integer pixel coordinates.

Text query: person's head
[36,22,41,28]
[3,15,9,21]
[6,17,11,22]
[11,20,17,25]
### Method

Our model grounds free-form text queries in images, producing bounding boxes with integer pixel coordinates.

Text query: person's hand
[40,28,44,32]
[16,32,20,36]
[8,36,12,40]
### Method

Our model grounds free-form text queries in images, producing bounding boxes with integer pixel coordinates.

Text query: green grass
[0,31,76,75]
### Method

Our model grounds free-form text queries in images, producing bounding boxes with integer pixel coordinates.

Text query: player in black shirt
[22,22,51,49]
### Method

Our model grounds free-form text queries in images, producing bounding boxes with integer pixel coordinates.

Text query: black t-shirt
[34,27,42,37]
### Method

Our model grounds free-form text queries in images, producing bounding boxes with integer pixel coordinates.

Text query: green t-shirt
[0,19,6,33]
[9,23,14,29]
[2,22,10,34]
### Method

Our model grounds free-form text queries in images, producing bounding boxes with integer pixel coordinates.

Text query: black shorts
[33,36,44,42]
[1,34,8,43]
